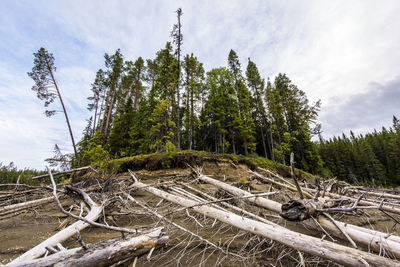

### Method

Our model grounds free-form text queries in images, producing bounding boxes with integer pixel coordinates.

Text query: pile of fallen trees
[1,161,400,266]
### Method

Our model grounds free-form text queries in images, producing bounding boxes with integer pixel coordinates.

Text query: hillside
[1,152,400,266]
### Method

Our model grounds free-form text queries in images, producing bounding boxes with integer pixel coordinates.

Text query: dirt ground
[1,161,399,266]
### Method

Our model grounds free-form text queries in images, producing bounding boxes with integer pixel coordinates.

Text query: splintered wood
[1,164,400,266]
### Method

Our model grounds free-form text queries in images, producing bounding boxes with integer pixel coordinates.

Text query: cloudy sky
[1,0,399,169]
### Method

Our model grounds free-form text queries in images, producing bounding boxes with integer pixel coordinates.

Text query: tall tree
[28,47,78,159]
[228,50,256,155]
[201,68,238,153]
[87,69,106,134]
[246,59,272,159]
[182,53,205,150]
[171,8,183,151]
[267,74,321,171]
[101,49,124,143]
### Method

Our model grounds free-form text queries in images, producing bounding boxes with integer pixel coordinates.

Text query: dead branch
[130,177,400,266]
[31,166,97,180]
[6,229,167,267]
[124,193,245,259]
[290,152,304,199]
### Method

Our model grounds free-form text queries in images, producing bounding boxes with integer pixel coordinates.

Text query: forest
[3,7,400,267]
[4,8,397,187]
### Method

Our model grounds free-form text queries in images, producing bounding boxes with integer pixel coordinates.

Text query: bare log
[6,229,167,267]
[131,178,400,266]
[198,173,400,258]
[124,194,243,259]
[0,196,54,217]
[31,166,96,180]
[10,169,103,263]
[305,188,400,215]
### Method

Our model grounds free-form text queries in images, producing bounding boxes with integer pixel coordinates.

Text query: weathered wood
[305,188,400,215]
[131,179,400,267]
[0,196,54,217]
[6,229,168,267]
[280,198,322,221]
[10,169,103,263]
[31,166,96,180]
[198,174,400,258]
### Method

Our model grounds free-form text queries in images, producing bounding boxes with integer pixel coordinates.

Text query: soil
[1,160,398,266]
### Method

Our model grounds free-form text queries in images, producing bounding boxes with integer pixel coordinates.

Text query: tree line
[318,117,400,186]
[28,8,400,186]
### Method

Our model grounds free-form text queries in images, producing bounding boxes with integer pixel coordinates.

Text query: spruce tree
[28,47,78,160]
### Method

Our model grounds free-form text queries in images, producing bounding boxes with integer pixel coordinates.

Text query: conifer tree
[171,8,183,151]
[182,53,205,150]
[101,49,124,143]
[246,59,271,158]
[228,50,256,154]
[88,69,106,134]
[28,47,78,160]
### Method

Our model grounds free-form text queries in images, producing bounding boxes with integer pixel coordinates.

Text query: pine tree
[101,49,124,143]
[87,69,106,135]
[228,50,256,155]
[246,59,271,158]
[182,53,205,150]
[266,73,321,171]
[171,8,183,151]
[28,47,78,160]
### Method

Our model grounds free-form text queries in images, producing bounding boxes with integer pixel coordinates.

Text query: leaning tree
[28,47,78,160]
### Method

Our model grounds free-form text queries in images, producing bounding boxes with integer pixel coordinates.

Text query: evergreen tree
[171,8,183,151]
[28,47,78,159]
[228,50,256,155]
[101,49,124,143]
[267,74,321,171]
[182,53,205,150]
[87,69,106,134]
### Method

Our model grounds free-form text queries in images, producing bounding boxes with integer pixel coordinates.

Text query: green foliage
[318,118,400,186]
[0,162,45,185]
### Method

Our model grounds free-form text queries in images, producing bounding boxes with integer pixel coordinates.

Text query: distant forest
[17,9,399,186]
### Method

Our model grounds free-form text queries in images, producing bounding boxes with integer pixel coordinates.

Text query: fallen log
[31,166,96,180]
[6,229,168,267]
[130,178,400,267]
[10,169,103,263]
[305,188,400,215]
[0,196,54,217]
[198,173,400,258]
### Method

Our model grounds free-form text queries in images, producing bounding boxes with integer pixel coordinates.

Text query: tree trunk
[0,196,54,217]
[199,173,400,258]
[175,9,182,152]
[103,88,116,143]
[131,180,400,267]
[11,195,102,263]
[46,61,77,159]
[92,96,99,136]
[7,230,167,267]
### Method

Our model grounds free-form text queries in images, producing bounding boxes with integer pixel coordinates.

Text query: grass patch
[108,150,314,180]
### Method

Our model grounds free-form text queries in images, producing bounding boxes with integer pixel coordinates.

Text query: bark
[7,230,167,267]
[131,179,399,267]
[103,88,116,143]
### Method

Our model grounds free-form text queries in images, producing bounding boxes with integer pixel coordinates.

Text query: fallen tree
[197,172,400,258]
[6,229,168,267]
[0,196,54,217]
[10,169,104,263]
[130,173,400,266]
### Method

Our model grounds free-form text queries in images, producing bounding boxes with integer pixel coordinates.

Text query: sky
[0,0,399,169]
